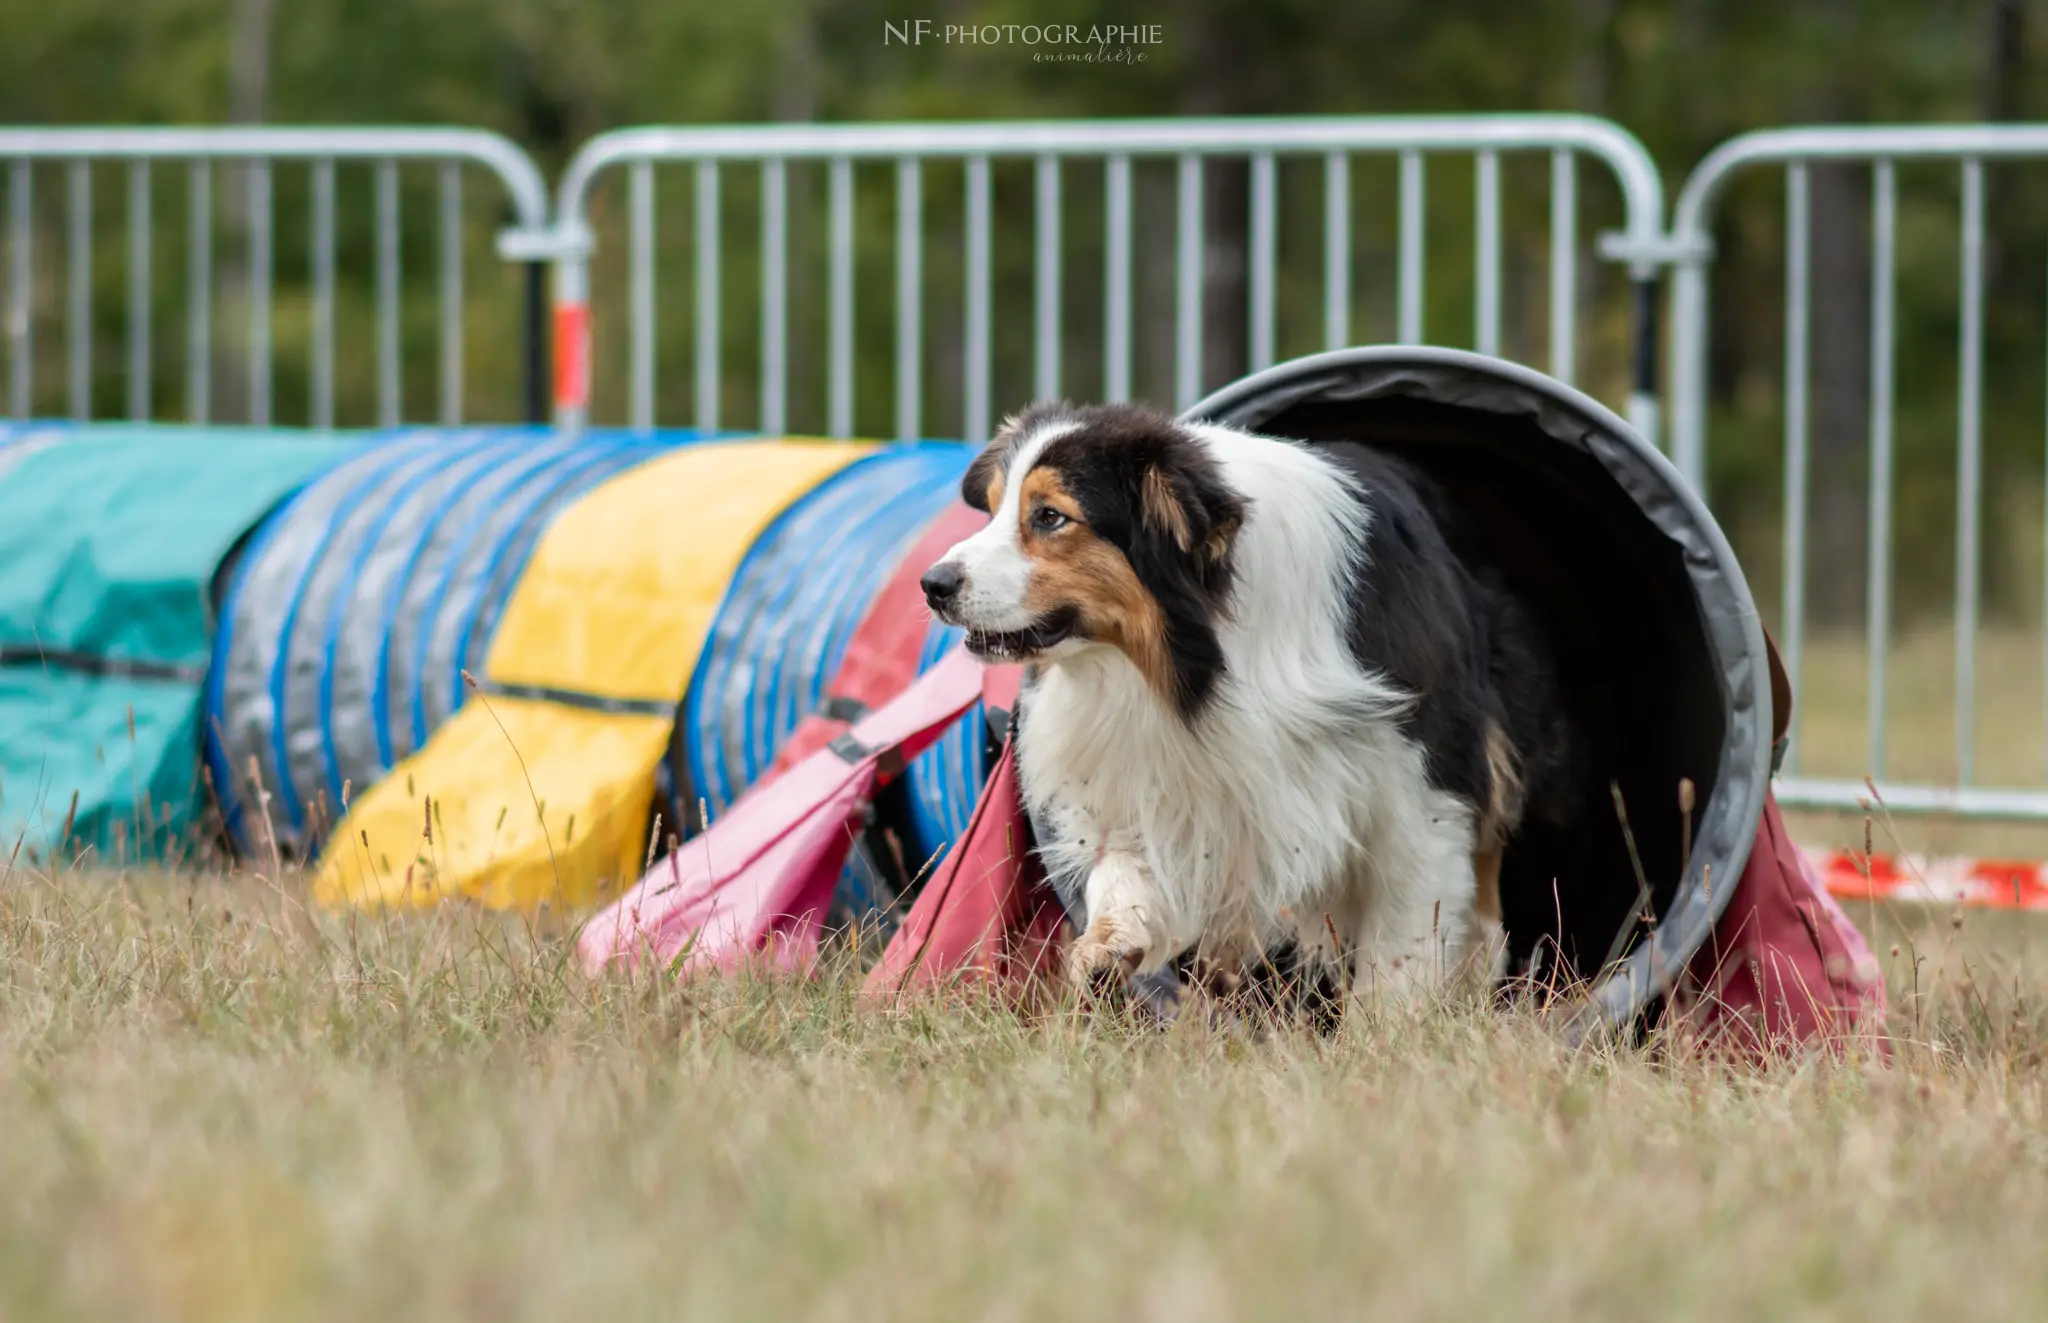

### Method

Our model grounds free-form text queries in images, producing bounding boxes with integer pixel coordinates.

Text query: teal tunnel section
[205,427,700,855]
[0,424,358,864]
[681,441,988,910]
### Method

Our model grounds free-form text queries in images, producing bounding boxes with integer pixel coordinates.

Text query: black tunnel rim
[1185,346,1772,1034]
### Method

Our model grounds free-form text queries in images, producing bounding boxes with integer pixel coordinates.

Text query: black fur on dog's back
[1318,442,1579,837]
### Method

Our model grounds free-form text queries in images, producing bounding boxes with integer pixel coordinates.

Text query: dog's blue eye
[1032,507,1068,532]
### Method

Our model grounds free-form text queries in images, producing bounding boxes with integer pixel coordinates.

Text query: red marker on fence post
[552,300,590,423]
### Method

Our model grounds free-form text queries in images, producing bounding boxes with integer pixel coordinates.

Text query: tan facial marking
[1017,465,1083,529]
[1014,464,1178,706]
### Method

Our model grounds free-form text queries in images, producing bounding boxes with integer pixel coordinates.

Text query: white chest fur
[1014,426,1449,965]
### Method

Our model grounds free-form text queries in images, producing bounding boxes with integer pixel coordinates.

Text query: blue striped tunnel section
[205,428,699,851]
[681,441,991,899]
[685,441,965,812]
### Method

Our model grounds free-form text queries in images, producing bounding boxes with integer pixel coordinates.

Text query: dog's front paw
[1067,911,1150,995]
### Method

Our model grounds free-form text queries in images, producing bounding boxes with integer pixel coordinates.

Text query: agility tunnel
[205,426,688,858]
[583,346,1875,1044]
[0,343,1867,1041]
[202,427,992,912]
[0,423,358,864]
[1184,347,1789,1031]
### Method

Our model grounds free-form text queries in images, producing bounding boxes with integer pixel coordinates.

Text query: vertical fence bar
[1249,151,1276,373]
[629,161,654,434]
[522,260,546,426]
[1548,150,1576,385]
[1323,152,1349,352]
[828,156,854,438]
[1398,151,1425,345]
[311,160,334,429]
[1780,163,1811,773]
[438,162,462,426]
[187,162,210,423]
[1669,253,1708,481]
[7,163,26,418]
[127,161,150,420]
[1956,157,1985,785]
[1034,153,1060,403]
[2043,241,2048,780]
[760,158,787,435]
[1630,276,1661,453]
[695,161,720,435]
[964,153,992,444]
[1174,153,1203,411]
[895,157,921,442]
[1105,154,1132,403]
[375,159,399,427]
[1475,150,1501,357]
[1867,160,1897,779]
[247,160,271,427]
[67,161,89,420]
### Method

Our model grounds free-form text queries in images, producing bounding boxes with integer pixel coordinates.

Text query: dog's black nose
[920,563,965,606]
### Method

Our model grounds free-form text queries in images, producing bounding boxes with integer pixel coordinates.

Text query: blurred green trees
[0,0,2042,622]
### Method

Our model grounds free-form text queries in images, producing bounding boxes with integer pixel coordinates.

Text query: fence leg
[1629,274,1661,455]
[523,260,548,427]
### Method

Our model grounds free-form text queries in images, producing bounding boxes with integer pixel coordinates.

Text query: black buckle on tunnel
[827,732,905,781]
[821,695,870,724]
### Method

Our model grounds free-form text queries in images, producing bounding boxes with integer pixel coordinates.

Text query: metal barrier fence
[546,116,1668,443]
[16,114,2048,823]
[1667,126,2048,821]
[1,128,553,427]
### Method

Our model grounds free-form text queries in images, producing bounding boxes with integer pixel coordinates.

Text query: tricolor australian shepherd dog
[921,402,1576,1005]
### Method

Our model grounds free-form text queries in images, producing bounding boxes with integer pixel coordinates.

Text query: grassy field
[2,860,2047,1322]
[6,625,2048,1320]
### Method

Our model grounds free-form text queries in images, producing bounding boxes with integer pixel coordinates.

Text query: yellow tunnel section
[315,438,873,911]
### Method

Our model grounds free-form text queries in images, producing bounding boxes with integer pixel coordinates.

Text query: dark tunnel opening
[1253,395,1726,984]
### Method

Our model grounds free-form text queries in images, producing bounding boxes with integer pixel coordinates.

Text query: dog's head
[921,402,1247,718]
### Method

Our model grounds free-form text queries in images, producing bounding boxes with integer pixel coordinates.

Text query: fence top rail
[1672,123,2048,242]
[0,126,550,229]
[555,113,1665,239]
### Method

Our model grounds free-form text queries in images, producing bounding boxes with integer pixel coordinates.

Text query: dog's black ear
[1139,464,1196,551]
[962,405,1059,513]
[1140,450,1247,571]
[961,441,1007,514]
[1200,495,1244,566]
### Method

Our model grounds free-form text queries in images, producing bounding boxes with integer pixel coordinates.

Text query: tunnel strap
[0,644,205,684]
[578,645,990,978]
[471,677,675,719]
